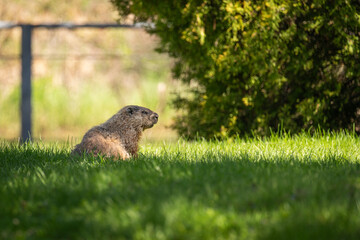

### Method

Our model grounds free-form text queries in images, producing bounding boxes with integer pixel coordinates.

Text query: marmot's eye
[142,110,149,115]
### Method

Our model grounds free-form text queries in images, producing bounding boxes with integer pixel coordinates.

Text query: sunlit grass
[1,132,360,239]
[0,74,176,141]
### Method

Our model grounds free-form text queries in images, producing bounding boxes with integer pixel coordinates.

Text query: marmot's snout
[151,113,159,124]
[144,112,158,129]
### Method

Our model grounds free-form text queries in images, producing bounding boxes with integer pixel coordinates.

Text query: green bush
[111,0,360,138]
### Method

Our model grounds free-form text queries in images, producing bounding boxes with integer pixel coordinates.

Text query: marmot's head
[121,105,159,130]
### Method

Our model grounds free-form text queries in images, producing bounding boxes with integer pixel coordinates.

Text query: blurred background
[0,0,179,142]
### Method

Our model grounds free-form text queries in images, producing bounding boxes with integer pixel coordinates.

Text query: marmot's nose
[151,113,159,123]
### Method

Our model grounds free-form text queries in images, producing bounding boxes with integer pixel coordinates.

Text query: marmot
[71,105,158,160]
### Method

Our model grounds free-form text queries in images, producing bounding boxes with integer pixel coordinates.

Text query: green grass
[1,132,360,239]
[0,74,176,140]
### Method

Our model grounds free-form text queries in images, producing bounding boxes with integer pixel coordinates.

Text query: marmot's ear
[127,107,134,115]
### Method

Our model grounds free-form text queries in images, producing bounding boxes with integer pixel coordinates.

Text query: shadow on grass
[257,209,360,240]
[1,145,360,239]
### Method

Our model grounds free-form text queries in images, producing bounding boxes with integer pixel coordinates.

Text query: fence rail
[0,22,146,142]
[0,21,151,29]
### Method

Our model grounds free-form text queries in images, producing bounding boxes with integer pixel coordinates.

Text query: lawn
[1,132,360,239]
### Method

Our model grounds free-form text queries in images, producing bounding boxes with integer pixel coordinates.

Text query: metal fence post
[21,24,32,142]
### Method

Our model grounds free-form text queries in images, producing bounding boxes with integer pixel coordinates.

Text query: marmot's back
[71,105,158,159]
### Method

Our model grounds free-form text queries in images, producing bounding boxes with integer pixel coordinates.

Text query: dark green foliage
[111,0,360,138]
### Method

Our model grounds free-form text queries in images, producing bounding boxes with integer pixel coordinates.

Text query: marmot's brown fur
[71,105,158,159]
